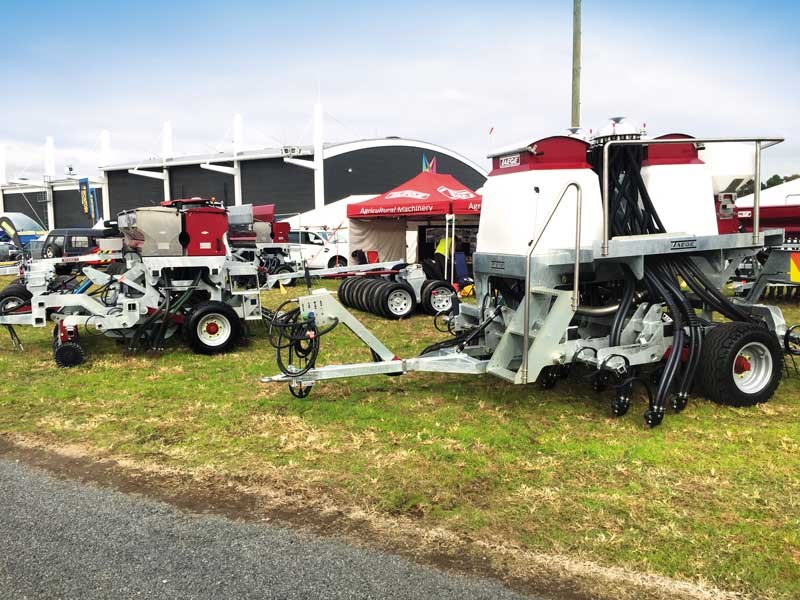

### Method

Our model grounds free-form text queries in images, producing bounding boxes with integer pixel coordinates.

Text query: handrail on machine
[521,181,582,384]
[600,136,784,256]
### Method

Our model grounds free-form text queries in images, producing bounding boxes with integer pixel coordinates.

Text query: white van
[287,228,349,269]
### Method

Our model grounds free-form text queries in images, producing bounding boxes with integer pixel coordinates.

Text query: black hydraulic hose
[266,299,339,377]
[151,274,172,349]
[654,261,703,398]
[610,268,635,346]
[680,330,703,397]
[630,163,666,233]
[675,262,731,318]
[457,304,503,351]
[128,294,168,351]
[421,303,503,356]
[152,272,200,350]
[643,271,684,413]
[682,257,753,322]
[127,270,200,353]
[675,259,746,322]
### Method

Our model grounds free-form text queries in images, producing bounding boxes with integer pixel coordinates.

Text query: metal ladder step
[486,365,519,382]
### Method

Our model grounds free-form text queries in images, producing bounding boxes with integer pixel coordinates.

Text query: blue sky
[1,0,798,178]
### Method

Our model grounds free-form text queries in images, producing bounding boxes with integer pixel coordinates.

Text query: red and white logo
[437,186,476,200]
[386,190,430,200]
[499,154,520,169]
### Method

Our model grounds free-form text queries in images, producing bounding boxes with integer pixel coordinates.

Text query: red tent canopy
[347,172,481,219]
[451,196,482,215]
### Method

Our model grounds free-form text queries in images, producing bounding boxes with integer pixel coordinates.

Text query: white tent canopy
[348,219,407,263]
[282,195,375,231]
[737,178,800,207]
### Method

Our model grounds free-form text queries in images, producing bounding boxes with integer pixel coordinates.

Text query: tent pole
[443,215,450,284]
[450,214,456,284]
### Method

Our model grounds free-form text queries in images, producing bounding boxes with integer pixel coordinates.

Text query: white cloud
[2,10,798,182]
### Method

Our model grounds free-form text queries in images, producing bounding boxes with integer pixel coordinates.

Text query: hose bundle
[266,300,338,379]
[588,139,756,425]
[126,271,201,353]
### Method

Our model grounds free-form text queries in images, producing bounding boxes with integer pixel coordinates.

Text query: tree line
[737,174,800,196]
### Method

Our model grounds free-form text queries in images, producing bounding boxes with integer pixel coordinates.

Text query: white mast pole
[233,113,243,206]
[161,121,173,201]
[313,100,325,211]
[99,130,111,219]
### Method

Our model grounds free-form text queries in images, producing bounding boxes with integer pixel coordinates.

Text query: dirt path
[0,434,748,600]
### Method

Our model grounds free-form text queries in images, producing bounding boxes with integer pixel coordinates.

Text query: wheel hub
[197,314,230,347]
[732,342,772,394]
[430,288,452,313]
[387,290,412,315]
[734,355,751,374]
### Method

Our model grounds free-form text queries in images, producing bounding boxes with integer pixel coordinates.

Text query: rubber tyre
[44,244,61,259]
[348,278,368,312]
[185,301,242,355]
[380,283,416,319]
[338,277,355,307]
[0,282,32,313]
[698,322,781,407]
[361,279,382,315]
[349,278,371,312]
[275,265,296,287]
[344,277,361,308]
[422,280,455,316]
[367,280,391,318]
[343,277,363,308]
[328,256,348,268]
[359,279,381,313]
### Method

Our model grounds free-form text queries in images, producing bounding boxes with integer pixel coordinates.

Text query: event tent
[346,172,480,219]
[346,172,481,265]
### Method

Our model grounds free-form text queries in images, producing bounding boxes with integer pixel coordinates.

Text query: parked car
[41,227,120,259]
[287,228,349,269]
[39,226,122,274]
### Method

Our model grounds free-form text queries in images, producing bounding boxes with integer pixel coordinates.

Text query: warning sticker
[790,253,800,283]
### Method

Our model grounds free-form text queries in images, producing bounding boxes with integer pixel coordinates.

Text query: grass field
[1,274,799,598]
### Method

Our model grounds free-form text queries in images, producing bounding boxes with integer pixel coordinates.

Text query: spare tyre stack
[338,276,417,319]
[338,276,455,319]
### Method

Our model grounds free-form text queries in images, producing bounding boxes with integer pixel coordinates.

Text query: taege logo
[499,154,520,169]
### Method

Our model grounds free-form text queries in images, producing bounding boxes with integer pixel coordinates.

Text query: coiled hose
[266,300,338,377]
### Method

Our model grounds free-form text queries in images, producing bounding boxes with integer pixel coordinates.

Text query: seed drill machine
[0,198,262,366]
[263,123,799,427]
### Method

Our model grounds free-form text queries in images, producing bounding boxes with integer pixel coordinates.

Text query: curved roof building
[101,137,487,218]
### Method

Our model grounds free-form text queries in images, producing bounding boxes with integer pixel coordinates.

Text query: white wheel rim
[196,313,231,347]
[430,287,452,313]
[732,341,773,394]
[46,247,54,258]
[387,289,413,316]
